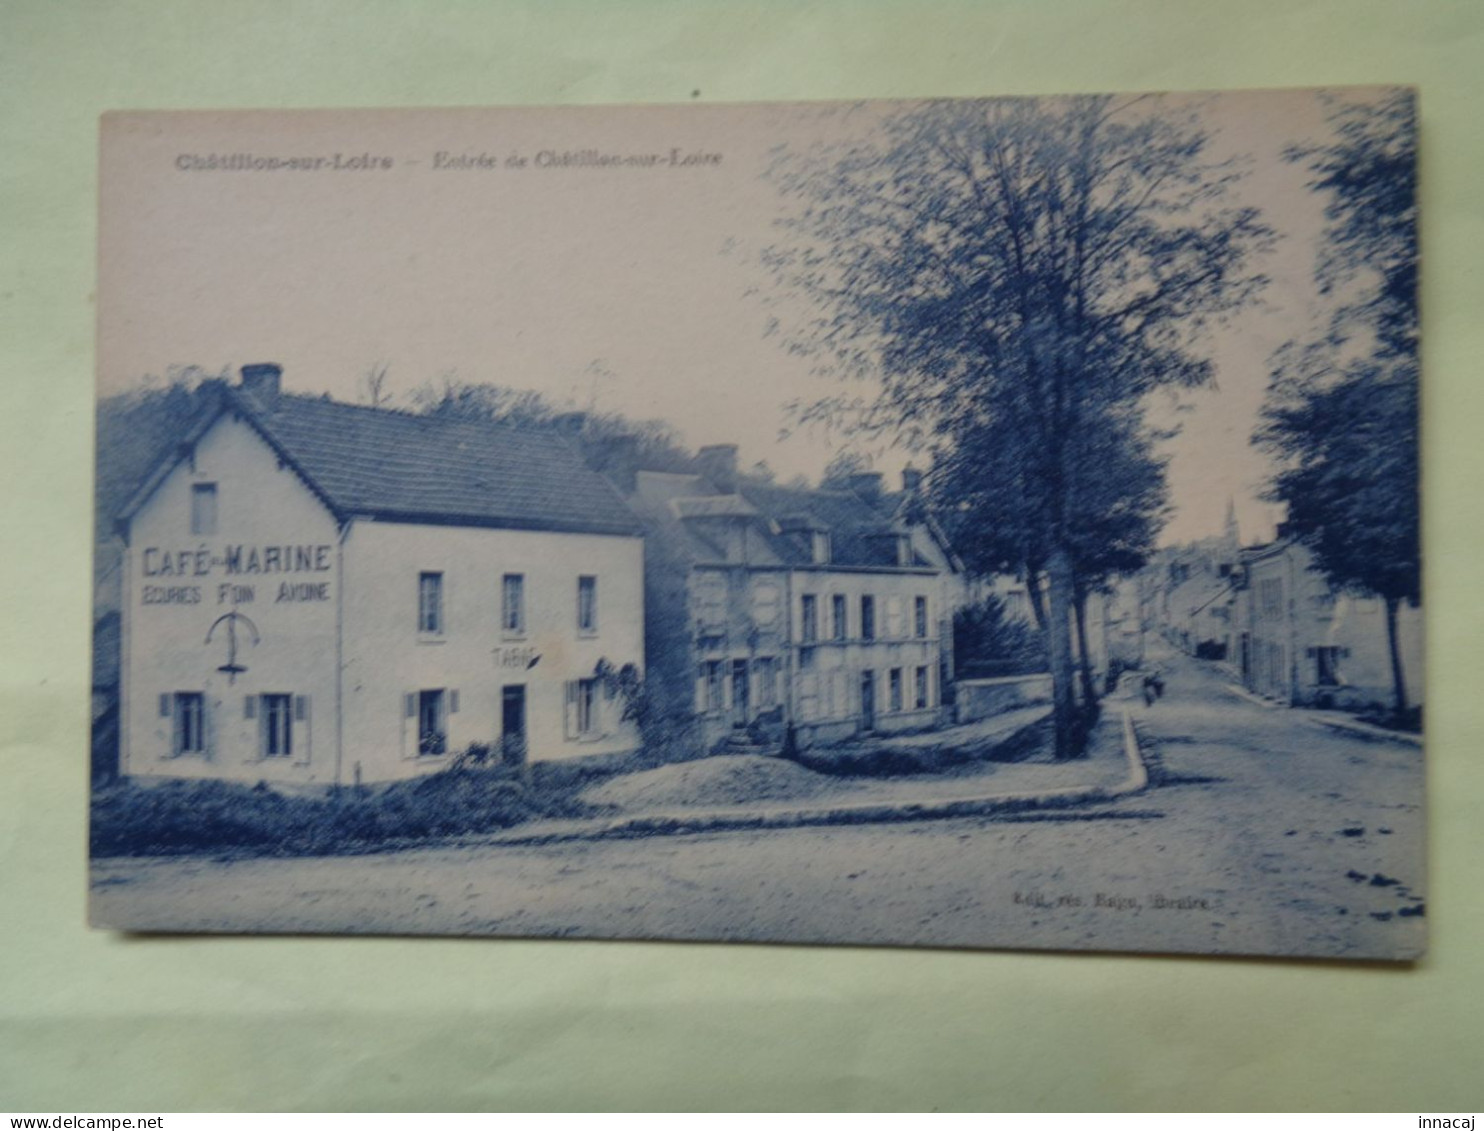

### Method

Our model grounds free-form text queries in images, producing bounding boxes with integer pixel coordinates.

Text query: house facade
[625,449,955,751]
[114,365,645,788]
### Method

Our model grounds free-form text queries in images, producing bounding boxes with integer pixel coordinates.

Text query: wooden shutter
[563,682,577,739]
[245,695,257,720]
[293,696,312,766]
[404,693,416,719]
[159,693,171,718]
[449,689,460,714]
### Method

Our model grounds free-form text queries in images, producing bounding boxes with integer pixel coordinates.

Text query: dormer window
[812,531,831,564]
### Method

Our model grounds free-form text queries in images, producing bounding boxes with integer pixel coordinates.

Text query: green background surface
[2,0,1480,1112]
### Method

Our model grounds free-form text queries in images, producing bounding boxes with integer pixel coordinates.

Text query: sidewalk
[1221,681,1422,747]
[486,704,1149,847]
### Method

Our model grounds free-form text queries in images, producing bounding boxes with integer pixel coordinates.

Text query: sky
[98,89,1367,549]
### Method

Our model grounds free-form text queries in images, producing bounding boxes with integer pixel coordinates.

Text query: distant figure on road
[1143,669,1166,706]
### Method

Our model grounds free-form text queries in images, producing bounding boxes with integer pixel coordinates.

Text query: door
[501,684,527,765]
[860,670,875,732]
[731,659,749,727]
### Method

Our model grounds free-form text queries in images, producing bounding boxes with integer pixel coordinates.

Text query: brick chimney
[239,363,282,408]
[696,443,739,493]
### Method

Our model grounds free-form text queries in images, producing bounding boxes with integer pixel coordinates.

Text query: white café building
[114,364,645,788]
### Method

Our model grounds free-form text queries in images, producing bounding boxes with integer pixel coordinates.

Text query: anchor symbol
[206,610,260,684]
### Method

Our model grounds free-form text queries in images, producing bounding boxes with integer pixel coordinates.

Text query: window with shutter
[172,692,206,756]
[261,693,293,758]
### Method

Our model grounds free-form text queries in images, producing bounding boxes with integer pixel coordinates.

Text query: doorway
[731,659,749,727]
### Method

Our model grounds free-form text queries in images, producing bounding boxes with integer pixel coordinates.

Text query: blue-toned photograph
[90,89,1422,959]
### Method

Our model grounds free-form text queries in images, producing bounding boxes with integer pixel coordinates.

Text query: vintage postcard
[90,89,1423,959]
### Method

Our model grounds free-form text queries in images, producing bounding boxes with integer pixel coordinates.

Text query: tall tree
[1256,90,1420,719]
[410,376,696,473]
[764,95,1271,755]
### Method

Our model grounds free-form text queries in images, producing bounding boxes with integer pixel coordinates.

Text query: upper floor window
[502,573,525,635]
[577,575,598,634]
[915,596,929,638]
[860,595,876,642]
[418,572,444,635]
[190,483,218,535]
[800,594,819,643]
[832,594,847,641]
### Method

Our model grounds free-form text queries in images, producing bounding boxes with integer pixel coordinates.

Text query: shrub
[90,764,581,858]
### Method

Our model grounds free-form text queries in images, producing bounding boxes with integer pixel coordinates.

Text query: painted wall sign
[140,543,334,578]
[494,646,541,670]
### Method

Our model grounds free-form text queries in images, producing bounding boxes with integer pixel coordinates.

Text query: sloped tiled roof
[121,388,642,538]
[739,481,921,568]
[630,469,930,571]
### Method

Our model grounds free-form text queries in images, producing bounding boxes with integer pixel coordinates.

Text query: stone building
[622,446,959,751]
[1234,537,1423,711]
[111,364,645,788]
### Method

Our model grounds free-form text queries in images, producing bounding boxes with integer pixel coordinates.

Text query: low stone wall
[954,673,1053,724]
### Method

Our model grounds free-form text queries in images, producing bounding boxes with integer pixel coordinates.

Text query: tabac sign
[138,542,334,608]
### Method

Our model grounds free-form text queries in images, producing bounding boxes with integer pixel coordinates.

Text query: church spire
[1224,497,1240,549]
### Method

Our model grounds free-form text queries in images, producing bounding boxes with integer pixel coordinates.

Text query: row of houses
[96,364,995,789]
[1153,505,1423,712]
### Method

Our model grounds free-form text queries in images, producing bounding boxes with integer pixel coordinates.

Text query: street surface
[92,648,1425,960]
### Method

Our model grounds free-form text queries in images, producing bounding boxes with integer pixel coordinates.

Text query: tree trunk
[1045,547,1081,759]
[1073,583,1098,708]
[1384,595,1409,720]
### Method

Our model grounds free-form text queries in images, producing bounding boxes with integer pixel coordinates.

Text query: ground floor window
[566,678,600,737]
[889,667,903,712]
[165,691,205,756]
[915,665,929,710]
